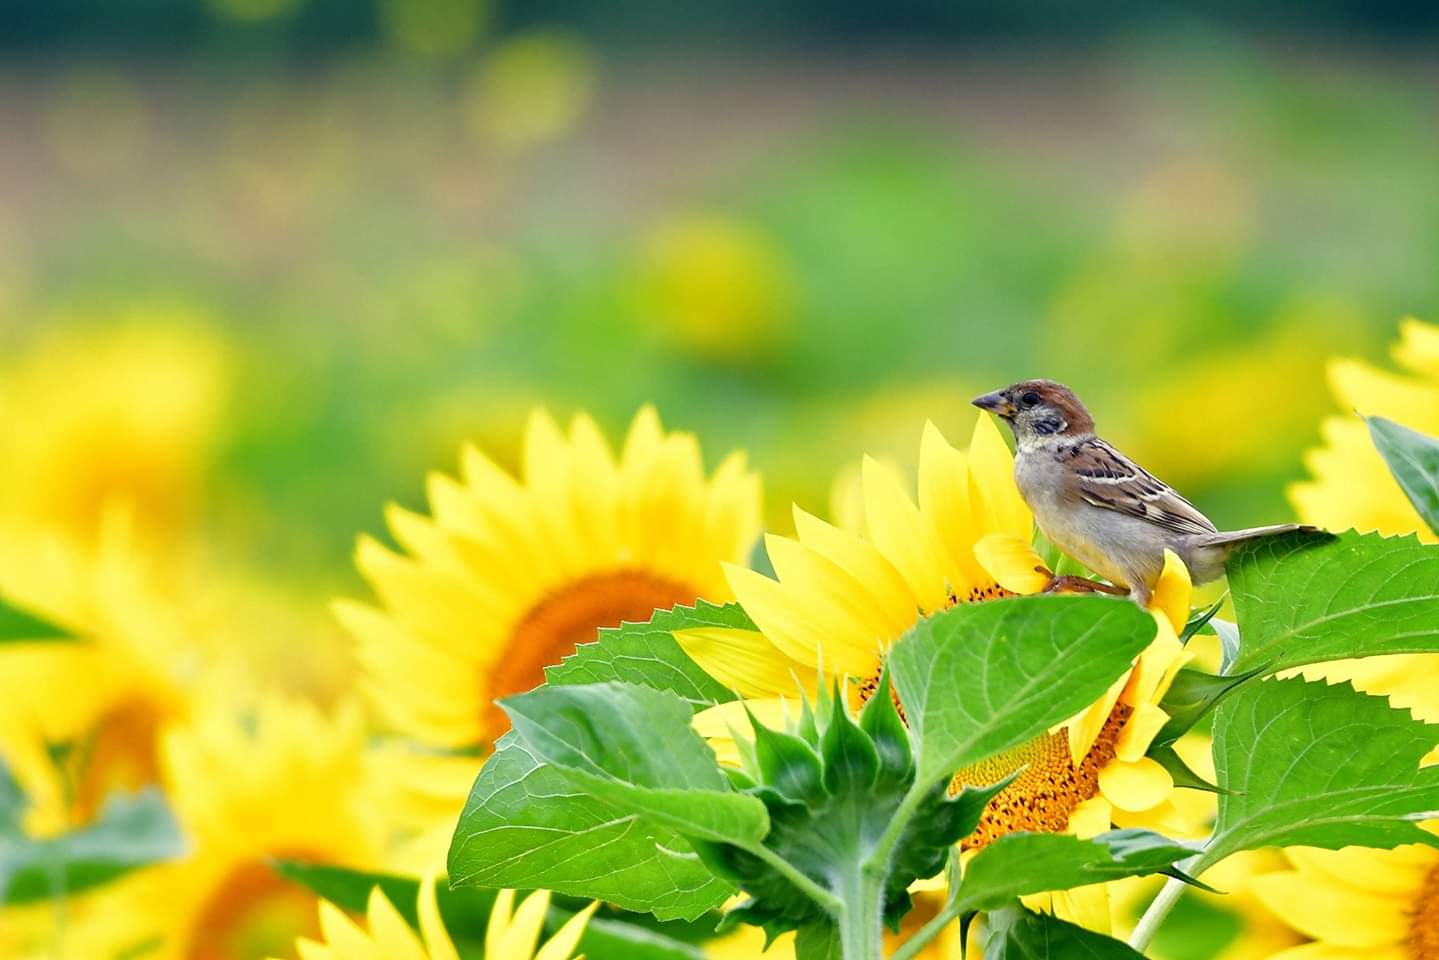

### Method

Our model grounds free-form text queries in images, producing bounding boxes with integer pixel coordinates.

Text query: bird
[971,379,1315,606]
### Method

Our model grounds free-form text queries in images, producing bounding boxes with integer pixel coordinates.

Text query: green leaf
[500,683,769,847]
[1178,596,1225,644]
[1,787,185,904]
[1154,664,1268,747]
[1210,618,1241,676]
[276,861,709,960]
[1227,530,1439,674]
[1367,416,1439,535]
[794,921,841,960]
[448,734,734,922]
[546,601,745,711]
[888,596,1156,790]
[1194,676,1439,873]
[1148,744,1225,795]
[952,830,1194,913]
[0,595,74,643]
[984,905,1144,959]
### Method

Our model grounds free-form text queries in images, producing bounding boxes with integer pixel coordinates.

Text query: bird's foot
[1042,575,1129,597]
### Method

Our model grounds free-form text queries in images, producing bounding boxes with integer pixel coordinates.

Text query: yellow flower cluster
[3,316,1436,960]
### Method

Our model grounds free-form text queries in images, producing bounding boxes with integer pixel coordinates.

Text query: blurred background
[3,1,1438,690]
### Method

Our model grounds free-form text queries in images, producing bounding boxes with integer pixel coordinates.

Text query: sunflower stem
[1127,874,1187,953]
[837,866,884,960]
[862,782,927,879]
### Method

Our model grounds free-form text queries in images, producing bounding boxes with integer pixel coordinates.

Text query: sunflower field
[4,3,1439,959]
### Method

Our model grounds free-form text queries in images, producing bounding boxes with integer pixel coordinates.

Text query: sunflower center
[71,697,165,824]
[1411,860,1439,960]
[953,704,1131,851]
[487,569,698,737]
[185,859,320,960]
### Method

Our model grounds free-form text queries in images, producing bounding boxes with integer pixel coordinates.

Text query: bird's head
[971,380,1096,446]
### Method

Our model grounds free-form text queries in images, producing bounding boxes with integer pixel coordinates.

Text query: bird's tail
[1197,523,1323,548]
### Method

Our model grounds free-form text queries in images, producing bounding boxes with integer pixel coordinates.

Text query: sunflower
[1288,316,1439,758]
[1199,316,1439,960]
[79,690,388,960]
[272,876,596,960]
[1289,316,1439,542]
[1246,828,1439,960]
[686,415,1202,932]
[337,405,762,751]
[0,315,229,548]
[337,407,761,872]
[0,511,193,836]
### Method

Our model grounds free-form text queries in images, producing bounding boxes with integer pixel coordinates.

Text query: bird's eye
[1021,391,1042,407]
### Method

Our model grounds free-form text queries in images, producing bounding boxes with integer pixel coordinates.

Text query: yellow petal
[1050,884,1111,935]
[973,532,1051,595]
[723,561,876,678]
[1122,627,1189,711]
[918,421,988,594]
[486,888,516,956]
[765,534,903,672]
[536,901,600,960]
[1395,316,1439,379]
[674,627,816,699]
[966,414,1032,541]
[1066,796,1113,840]
[1266,944,1407,960]
[1285,845,1436,897]
[1114,703,1170,763]
[495,888,552,960]
[791,507,918,638]
[418,875,461,960]
[1066,671,1129,764]
[1148,550,1191,635]
[317,899,383,960]
[1252,870,1410,947]
[861,456,951,613]
[1097,757,1173,812]
[366,886,428,960]
[1109,797,1204,838]
[1330,356,1439,425]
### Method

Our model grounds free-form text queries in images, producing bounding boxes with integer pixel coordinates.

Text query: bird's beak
[972,391,1017,418]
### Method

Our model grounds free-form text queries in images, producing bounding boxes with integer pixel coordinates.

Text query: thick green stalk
[837,867,884,960]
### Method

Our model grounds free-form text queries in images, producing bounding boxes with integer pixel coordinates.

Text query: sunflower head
[339,406,762,749]
[98,689,388,960]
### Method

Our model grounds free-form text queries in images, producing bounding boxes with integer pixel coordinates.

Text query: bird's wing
[1063,438,1218,537]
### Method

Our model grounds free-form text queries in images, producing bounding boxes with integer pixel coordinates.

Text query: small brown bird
[972,379,1311,606]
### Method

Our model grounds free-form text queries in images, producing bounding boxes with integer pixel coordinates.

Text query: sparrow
[972,379,1313,606]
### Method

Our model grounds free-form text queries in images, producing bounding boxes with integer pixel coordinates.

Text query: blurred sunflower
[1247,830,1439,960]
[274,877,596,960]
[99,691,386,960]
[1290,316,1439,541]
[0,512,194,835]
[0,315,229,548]
[632,214,796,365]
[1204,316,1439,960]
[687,415,1201,932]
[1288,316,1439,760]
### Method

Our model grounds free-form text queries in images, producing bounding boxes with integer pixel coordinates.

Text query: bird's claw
[1042,574,1128,597]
